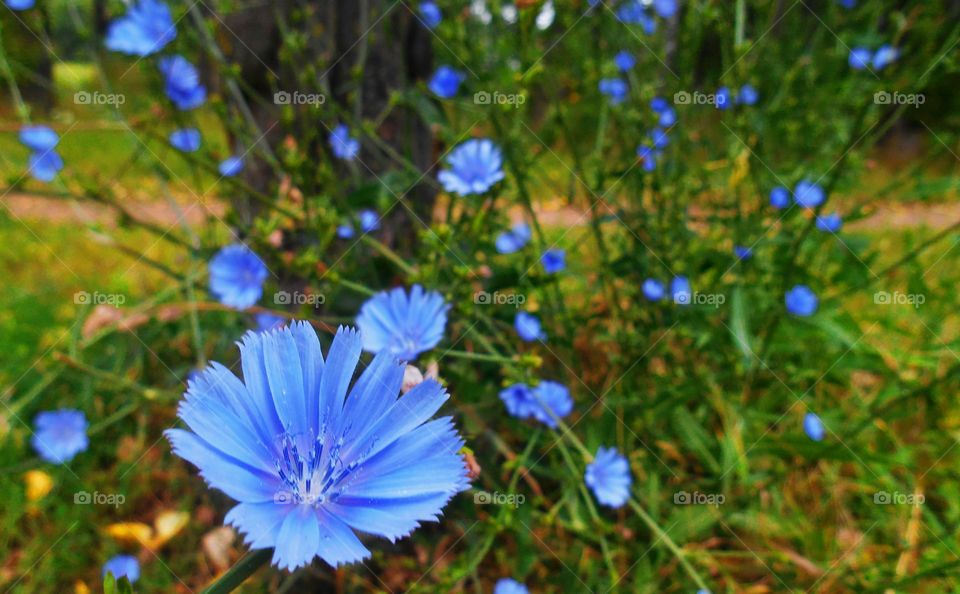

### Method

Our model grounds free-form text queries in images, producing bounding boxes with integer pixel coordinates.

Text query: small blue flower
[438,139,505,196]
[166,324,469,570]
[5,0,36,10]
[649,127,670,149]
[642,278,666,301]
[428,65,465,99]
[105,0,176,57]
[219,156,244,177]
[617,2,656,33]
[804,412,826,441]
[650,97,670,113]
[499,381,572,428]
[359,209,380,233]
[19,125,59,152]
[657,106,677,127]
[637,145,661,171]
[599,78,628,105]
[872,44,899,70]
[770,186,790,209]
[738,84,759,105]
[837,0,856,7]
[849,47,872,70]
[158,55,207,110]
[794,180,825,208]
[715,86,731,110]
[336,224,355,239]
[32,409,88,463]
[255,313,285,332]
[585,446,632,508]
[103,555,140,584]
[816,212,843,233]
[653,0,678,18]
[330,124,360,160]
[356,285,449,361]
[785,284,818,317]
[734,245,753,260]
[208,244,268,310]
[169,128,201,152]
[614,51,635,71]
[419,1,442,29]
[495,222,532,254]
[28,150,64,183]
[541,249,565,274]
[671,275,691,305]
[494,578,529,594]
[515,311,546,342]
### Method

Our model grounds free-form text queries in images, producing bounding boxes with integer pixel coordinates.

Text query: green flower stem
[359,235,418,277]
[201,549,273,594]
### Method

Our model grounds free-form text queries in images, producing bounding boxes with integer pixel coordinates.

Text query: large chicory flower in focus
[105,0,176,57]
[494,578,530,594]
[495,222,532,254]
[32,409,88,463]
[499,381,572,428]
[356,285,449,361]
[166,324,469,570]
[329,124,360,160]
[438,139,505,196]
[19,125,59,152]
[785,284,818,317]
[514,311,546,342]
[103,555,140,584]
[585,446,632,508]
[208,244,269,310]
[158,55,207,110]
[428,65,465,99]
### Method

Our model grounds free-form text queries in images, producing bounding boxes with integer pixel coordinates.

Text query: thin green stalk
[200,549,273,594]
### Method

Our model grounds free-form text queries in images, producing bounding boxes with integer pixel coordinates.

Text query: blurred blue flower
[738,84,759,105]
[671,275,691,305]
[219,156,244,177]
[734,246,753,260]
[169,128,201,152]
[359,209,380,233]
[872,44,899,70]
[804,412,826,441]
[849,47,872,70]
[428,65,465,99]
[208,244,268,310]
[637,145,662,171]
[356,285,449,361]
[770,186,790,209]
[541,249,565,274]
[255,313,285,332]
[494,578,529,594]
[785,284,818,317]
[419,1,442,28]
[166,324,469,570]
[28,150,64,183]
[794,180,825,208]
[5,0,35,10]
[495,222,532,254]
[585,446,632,508]
[515,311,546,342]
[650,97,670,113]
[642,278,666,301]
[649,127,670,149]
[32,409,88,463]
[158,55,207,110]
[105,0,176,56]
[617,2,656,33]
[816,212,843,233]
[715,86,731,110]
[614,51,635,71]
[103,555,140,584]
[837,0,856,7]
[438,139,505,196]
[599,78,628,105]
[336,224,355,239]
[653,0,678,18]
[330,124,360,160]
[500,381,572,428]
[657,106,677,127]
[19,125,59,152]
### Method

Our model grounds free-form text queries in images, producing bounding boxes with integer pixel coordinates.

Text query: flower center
[273,433,358,506]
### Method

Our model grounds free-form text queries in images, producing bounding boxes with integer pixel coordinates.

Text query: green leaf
[729,286,755,369]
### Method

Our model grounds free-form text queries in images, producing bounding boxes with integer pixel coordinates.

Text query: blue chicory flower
[158,55,207,110]
[495,222,532,254]
[637,145,661,171]
[28,150,64,182]
[541,249,566,274]
[598,78,628,105]
[329,124,360,160]
[770,186,790,209]
[218,156,244,177]
[105,0,176,56]
[255,313,285,332]
[872,44,899,70]
[715,86,731,110]
[103,555,140,584]
[794,180,825,208]
[734,246,753,260]
[614,51,636,71]
[19,125,59,152]
[671,275,691,305]
[515,311,546,342]
[849,47,872,70]
[785,284,818,317]
[816,212,843,233]
[32,409,88,463]
[166,323,469,570]
[356,285,449,361]
[499,381,573,428]
[359,209,380,233]
[837,0,856,7]
[208,244,268,310]
[5,0,35,9]
[617,2,656,33]
[438,139,505,196]
[738,84,759,105]
[419,1,442,28]
[336,224,355,239]
[494,578,529,594]
[653,0,678,18]
[804,412,826,441]
[585,446,632,508]
[428,65,465,99]
[642,278,666,301]
[649,127,670,149]
[169,128,201,152]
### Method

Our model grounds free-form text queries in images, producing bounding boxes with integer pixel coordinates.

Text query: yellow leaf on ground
[24,470,54,502]
[105,522,154,546]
